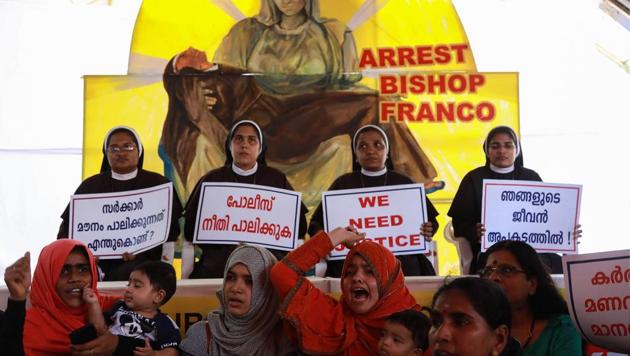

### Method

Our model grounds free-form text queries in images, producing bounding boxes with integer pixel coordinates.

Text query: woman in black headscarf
[58,125,183,281]
[447,126,564,275]
[182,120,308,279]
[308,124,439,277]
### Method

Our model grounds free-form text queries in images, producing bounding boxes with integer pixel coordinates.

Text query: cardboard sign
[70,183,173,259]
[481,180,581,253]
[322,184,428,260]
[563,250,630,353]
[192,182,301,251]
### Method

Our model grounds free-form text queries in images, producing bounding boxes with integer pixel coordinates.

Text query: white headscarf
[102,125,144,157]
[100,125,144,174]
[352,124,390,155]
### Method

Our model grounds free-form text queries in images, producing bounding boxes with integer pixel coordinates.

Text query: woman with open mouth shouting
[271,226,420,355]
[179,244,295,355]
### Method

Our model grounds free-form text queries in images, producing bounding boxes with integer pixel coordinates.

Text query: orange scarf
[24,240,117,355]
[285,239,419,355]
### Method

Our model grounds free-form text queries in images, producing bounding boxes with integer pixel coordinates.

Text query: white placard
[69,183,173,259]
[563,250,630,353]
[322,184,428,260]
[192,182,301,251]
[481,180,581,253]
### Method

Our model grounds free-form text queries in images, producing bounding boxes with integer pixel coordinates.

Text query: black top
[0,299,25,356]
[106,300,180,350]
[448,165,542,273]
[58,169,183,281]
[0,299,160,356]
[184,165,308,278]
[308,170,439,277]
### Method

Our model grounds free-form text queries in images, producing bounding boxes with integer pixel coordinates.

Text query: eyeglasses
[107,144,136,153]
[478,265,527,278]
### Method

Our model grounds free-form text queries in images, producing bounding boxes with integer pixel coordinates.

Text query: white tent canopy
[1,0,628,281]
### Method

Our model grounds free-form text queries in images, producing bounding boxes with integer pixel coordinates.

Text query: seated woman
[21,239,133,355]
[179,244,294,355]
[309,124,439,277]
[479,240,581,355]
[447,125,562,274]
[271,226,419,355]
[429,277,522,356]
[58,125,183,281]
[183,120,307,278]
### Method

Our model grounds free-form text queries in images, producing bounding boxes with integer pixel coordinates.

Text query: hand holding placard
[476,223,486,243]
[421,222,434,241]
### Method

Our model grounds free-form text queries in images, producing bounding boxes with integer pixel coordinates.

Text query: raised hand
[4,252,31,301]
[329,226,365,248]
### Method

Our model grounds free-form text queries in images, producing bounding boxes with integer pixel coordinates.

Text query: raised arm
[1,252,31,356]
[272,227,362,295]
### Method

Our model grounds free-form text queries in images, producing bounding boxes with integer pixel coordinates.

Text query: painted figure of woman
[161,0,437,208]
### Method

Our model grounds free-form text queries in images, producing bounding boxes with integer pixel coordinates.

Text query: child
[378,310,430,356]
[271,226,420,355]
[83,261,180,355]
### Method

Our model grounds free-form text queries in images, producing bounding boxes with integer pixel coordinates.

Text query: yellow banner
[83,0,519,275]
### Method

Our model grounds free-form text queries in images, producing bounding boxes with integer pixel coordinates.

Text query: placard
[481,180,581,253]
[192,183,301,251]
[323,184,428,260]
[70,183,173,259]
[563,250,630,353]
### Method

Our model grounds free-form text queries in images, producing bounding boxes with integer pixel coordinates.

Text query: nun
[308,124,439,277]
[58,125,183,281]
[446,125,562,274]
[182,120,308,278]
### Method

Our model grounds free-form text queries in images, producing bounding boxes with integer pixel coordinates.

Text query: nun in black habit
[447,125,563,274]
[308,124,439,277]
[58,126,183,281]
[182,120,308,279]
